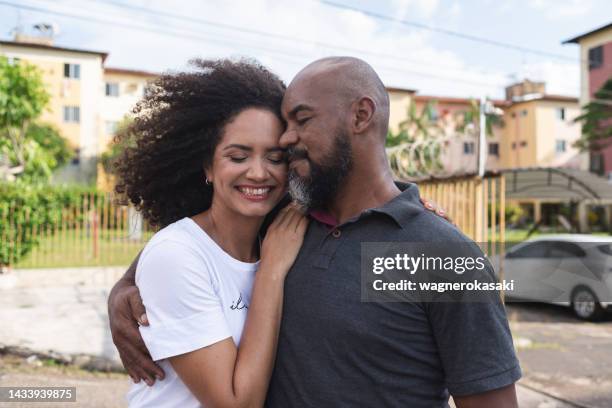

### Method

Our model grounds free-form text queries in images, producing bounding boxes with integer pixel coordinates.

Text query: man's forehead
[282,71,337,114]
[282,78,313,114]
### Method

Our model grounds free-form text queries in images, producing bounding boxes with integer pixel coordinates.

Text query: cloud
[3,0,578,99]
[517,61,580,96]
[527,0,593,19]
[391,0,441,20]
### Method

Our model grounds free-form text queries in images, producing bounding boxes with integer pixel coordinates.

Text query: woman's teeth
[238,187,271,196]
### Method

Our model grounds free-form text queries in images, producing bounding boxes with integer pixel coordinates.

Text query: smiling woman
[114,58,288,228]
[112,58,309,408]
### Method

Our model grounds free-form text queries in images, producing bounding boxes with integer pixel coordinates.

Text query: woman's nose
[246,159,268,181]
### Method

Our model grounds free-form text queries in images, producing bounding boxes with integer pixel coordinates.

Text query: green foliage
[455,98,503,137]
[0,57,49,128]
[100,117,135,174]
[574,78,612,151]
[386,100,445,178]
[504,203,526,226]
[0,122,72,182]
[0,182,102,266]
[0,56,70,182]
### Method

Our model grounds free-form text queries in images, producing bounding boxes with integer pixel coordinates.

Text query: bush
[0,182,103,267]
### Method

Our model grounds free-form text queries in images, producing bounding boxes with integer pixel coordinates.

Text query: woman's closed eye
[229,156,248,163]
[267,153,286,164]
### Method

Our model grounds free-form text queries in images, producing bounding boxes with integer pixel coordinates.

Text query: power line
[318,0,585,64]
[84,0,510,81]
[0,0,509,90]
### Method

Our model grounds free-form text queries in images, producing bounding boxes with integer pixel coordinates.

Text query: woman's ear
[204,167,213,185]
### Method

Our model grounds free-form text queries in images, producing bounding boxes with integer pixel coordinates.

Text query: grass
[14,228,154,269]
[13,227,612,269]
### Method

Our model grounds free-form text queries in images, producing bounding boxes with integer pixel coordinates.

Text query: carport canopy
[502,168,612,202]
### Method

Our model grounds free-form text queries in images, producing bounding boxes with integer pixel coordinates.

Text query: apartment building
[564,22,612,177]
[0,35,157,186]
[101,67,157,151]
[499,80,582,170]
[413,95,505,175]
[0,36,107,183]
[387,87,417,133]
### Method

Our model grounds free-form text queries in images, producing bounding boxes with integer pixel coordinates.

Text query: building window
[590,152,604,175]
[488,142,499,156]
[521,110,528,117]
[556,107,566,121]
[105,121,118,135]
[588,45,603,70]
[71,148,80,165]
[511,142,516,150]
[7,57,20,65]
[105,82,119,97]
[511,112,516,118]
[520,140,528,147]
[64,63,80,79]
[463,142,475,154]
[556,139,566,153]
[63,106,80,123]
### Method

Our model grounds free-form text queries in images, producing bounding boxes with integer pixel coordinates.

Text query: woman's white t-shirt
[126,217,258,408]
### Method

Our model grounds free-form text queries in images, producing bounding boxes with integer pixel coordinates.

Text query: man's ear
[353,96,376,134]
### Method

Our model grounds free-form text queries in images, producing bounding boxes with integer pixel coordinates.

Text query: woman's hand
[260,204,309,278]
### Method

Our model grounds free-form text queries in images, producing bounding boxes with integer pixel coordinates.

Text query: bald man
[109,57,521,407]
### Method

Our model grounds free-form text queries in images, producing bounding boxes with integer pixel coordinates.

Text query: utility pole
[478,96,487,177]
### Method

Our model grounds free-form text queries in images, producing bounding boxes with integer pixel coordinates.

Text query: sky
[1,0,611,99]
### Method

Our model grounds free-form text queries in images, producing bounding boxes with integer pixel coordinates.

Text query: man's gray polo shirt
[265,182,521,408]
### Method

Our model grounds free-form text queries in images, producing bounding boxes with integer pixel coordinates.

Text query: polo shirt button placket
[331,229,341,238]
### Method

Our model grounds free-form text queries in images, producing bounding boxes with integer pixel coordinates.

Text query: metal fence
[6,176,506,269]
[7,193,154,269]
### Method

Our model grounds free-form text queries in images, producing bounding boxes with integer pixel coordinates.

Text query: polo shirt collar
[308,182,423,229]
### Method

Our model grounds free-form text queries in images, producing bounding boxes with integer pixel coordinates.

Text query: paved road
[1,268,610,407]
[508,302,612,408]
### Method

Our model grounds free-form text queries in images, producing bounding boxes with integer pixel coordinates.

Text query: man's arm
[453,384,518,408]
[107,252,165,385]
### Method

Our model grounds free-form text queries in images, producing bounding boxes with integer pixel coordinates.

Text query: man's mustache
[287,147,308,161]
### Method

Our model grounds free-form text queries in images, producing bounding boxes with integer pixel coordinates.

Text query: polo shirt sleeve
[136,240,232,361]
[425,261,522,397]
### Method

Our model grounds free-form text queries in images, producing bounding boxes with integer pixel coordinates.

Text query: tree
[100,117,135,175]
[0,56,59,181]
[386,100,446,179]
[455,98,503,139]
[574,78,612,151]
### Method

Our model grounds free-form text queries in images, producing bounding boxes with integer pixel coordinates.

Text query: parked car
[490,234,612,321]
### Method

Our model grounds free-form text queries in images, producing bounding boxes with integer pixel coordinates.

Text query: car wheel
[571,287,604,321]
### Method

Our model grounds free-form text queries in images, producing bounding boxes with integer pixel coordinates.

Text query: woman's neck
[192,203,263,263]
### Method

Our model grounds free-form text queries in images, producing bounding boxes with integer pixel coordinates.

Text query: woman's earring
[205,177,211,185]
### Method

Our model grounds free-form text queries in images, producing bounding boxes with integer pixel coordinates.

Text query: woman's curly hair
[114,58,286,228]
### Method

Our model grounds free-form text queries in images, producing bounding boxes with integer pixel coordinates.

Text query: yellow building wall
[500,102,538,168]
[387,90,414,134]
[534,101,581,168]
[4,57,82,148]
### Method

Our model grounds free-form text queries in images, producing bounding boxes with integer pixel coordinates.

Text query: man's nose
[279,129,298,149]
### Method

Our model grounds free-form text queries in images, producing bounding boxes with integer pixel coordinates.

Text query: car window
[548,241,586,258]
[597,244,612,256]
[507,241,550,258]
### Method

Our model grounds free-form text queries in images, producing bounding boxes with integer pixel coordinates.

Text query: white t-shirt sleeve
[136,239,232,361]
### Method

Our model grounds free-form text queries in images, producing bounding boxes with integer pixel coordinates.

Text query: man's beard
[287,131,352,211]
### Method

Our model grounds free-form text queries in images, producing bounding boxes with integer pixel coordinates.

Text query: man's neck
[327,168,401,224]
